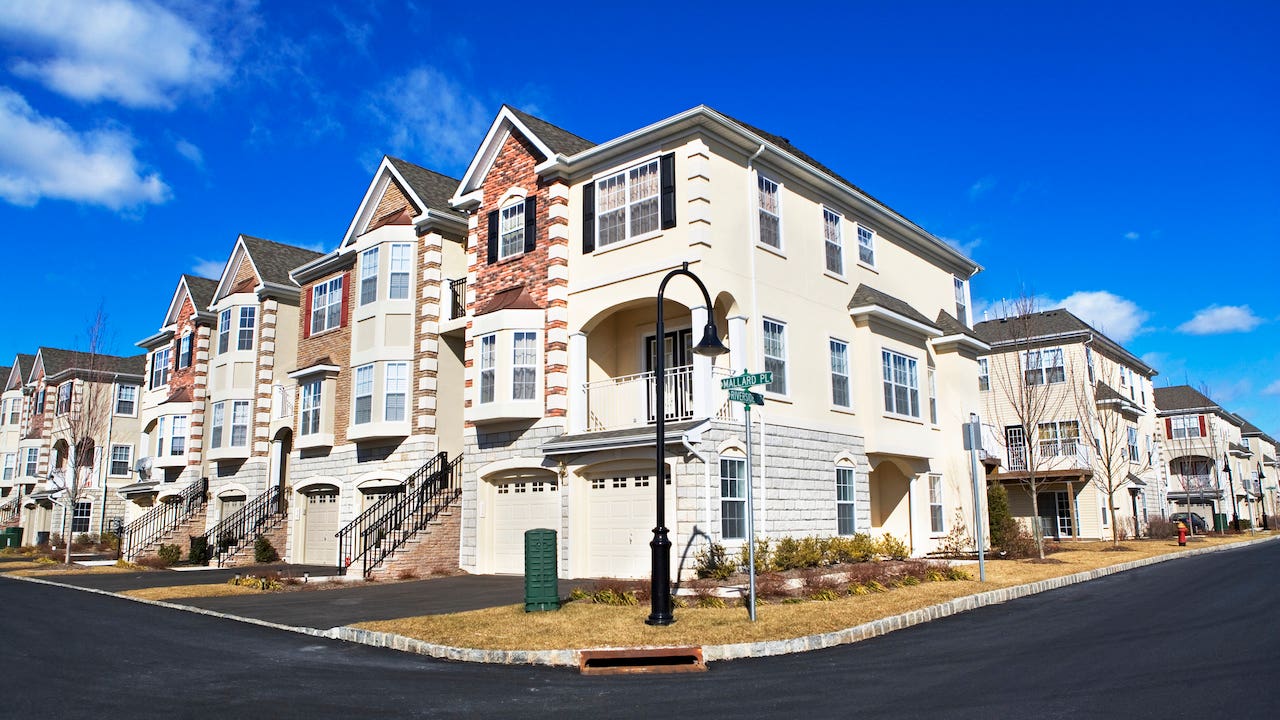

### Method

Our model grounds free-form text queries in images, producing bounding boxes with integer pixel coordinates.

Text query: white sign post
[721,370,772,621]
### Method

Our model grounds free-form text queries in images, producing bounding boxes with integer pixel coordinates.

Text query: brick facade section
[134,507,208,561]
[296,263,355,446]
[365,499,460,580]
[374,179,416,221]
[218,514,288,567]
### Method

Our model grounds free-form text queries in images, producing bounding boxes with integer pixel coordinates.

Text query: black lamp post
[1225,453,1239,532]
[647,262,727,626]
[1259,464,1269,531]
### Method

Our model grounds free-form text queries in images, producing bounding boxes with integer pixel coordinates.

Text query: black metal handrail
[448,278,466,320]
[0,495,20,523]
[344,453,462,577]
[205,485,286,567]
[334,451,446,574]
[121,478,208,561]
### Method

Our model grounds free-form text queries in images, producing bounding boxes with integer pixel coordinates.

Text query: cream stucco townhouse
[282,156,467,576]
[1154,385,1249,532]
[446,105,987,579]
[1236,418,1278,528]
[972,309,1163,542]
[0,356,36,531]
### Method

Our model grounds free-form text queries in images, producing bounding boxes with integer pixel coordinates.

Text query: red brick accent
[296,263,354,445]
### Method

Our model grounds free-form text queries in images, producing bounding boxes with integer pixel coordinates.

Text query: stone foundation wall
[365,501,461,581]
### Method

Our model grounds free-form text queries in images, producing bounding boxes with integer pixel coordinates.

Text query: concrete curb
[6,534,1277,667]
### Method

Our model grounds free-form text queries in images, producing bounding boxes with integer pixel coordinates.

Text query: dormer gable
[163,274,218,329]
[453,105,595,207]
[212,235,264,306]
[211,234,321,306]
[341,156,464,248]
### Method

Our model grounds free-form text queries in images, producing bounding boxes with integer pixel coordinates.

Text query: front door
[645,328,693,422]
[1037,491,1075,539]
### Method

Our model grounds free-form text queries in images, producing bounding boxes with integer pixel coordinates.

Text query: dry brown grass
[5,563,146,577]
[122,583,264,601]
[356,533,1275,650]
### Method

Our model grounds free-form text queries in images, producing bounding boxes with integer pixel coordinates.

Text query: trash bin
[0,532,15,549]
[2,527,20,546]
[524,528,560,612]
[1214,513,1229,532]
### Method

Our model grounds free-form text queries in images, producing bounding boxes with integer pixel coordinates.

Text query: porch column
[692,305,711,419]
[727,315,748,373]
[568,332,587,434]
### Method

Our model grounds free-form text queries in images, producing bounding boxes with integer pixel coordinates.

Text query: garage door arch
[483,466,560,575]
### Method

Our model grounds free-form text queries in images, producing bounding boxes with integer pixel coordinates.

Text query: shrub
[877,534,910,561]
[898,575,921,587]
[694,542,735,580]
[135,554,170,569]
[98,532,120,551]
[926,569,946,582]
[987,482,1019,549]
[753,573,792,601]
[396,569,419,581]
[737,538,773,574]
[850,584,871,595]
[1147,517,1176,539]
[187,536,211,566]
[74,533,93,546]
[49,534,65,548]
[997,522,1040,559]
[229,573,284,591]
[937,509,973,557]
[773,536,822,571]
[798,566,841,594]
[696,595,726,609]
[810,588,840,601]
[945,566,973,581]
[156,543,182,566]
[865,580,887,593]
[253,536,279,564]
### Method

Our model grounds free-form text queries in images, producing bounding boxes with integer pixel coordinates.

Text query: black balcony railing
[204,485,287,567]
[448,278,466,320]
[121,478,208,561]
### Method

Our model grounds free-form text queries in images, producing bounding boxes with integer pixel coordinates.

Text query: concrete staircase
[365,499,461,581]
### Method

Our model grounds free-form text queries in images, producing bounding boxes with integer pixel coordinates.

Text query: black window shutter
[582,182,595,253]
[660,152,676,229]
[523,196,537,254]
[486,210,499,263]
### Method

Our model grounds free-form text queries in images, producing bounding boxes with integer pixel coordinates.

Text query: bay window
[882,349,920,418]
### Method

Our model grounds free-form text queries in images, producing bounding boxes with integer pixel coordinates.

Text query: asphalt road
[3,540,1278,719]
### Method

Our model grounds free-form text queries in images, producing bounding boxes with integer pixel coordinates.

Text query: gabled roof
[34,347,146,382]
[6,354,34,391]
[1153,386,1239,425]
[454,105,597,202]
[386,156,463,212]
[504,105,596,156]
[972,308,1155,376]
[934,310,982,342]
[341,156,464,248]
[847,284,940,335]
[1237,418,1277,446]
[162,274,220,328]
[213,234,322,304]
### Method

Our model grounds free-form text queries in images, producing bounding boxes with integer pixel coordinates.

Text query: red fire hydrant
[1177,522,1187,546]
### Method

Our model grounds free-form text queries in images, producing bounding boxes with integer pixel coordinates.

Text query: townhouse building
[1154,385,1247,532]
[973,309,1162,541]
[0,356,35,527]
[1237,419,1279,527]
[445,105,986,579]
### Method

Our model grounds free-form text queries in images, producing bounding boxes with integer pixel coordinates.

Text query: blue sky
[0,1,1277,433]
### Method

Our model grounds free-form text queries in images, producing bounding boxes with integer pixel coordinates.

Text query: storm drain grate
[578,647,706,675]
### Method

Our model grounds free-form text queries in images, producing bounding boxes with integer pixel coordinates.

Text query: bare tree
[1075,353,1150,546]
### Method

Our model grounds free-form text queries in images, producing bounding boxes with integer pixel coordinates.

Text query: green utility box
[1214,513,1229,532]
[524,528,560,612]
[1,528,21,548]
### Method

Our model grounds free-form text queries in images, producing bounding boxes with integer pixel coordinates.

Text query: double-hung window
[5,398,17,424]
[928,475,944,534]
[150,348,171,388]
[310,276,343,334]
[384,362,407,422]
[72,501,91,534]
[1,454,14,482]
[230,401,249,447]
[978,358,990,392]
[210,401,224,449]
[512,332,537,401]
[354,365,374,424]
[478,335,496,404]
[857,224,875,265]
[1038,420,1080,456]
[360,247,379,305]
[499,202,525,259]
[882,350,920,418]
[109,445,131,476]
[56,383,72,416]
[299,381,321,435]
[596,159,660,247]
[829,339,850,407]
[954,276,968,325]
[763,319,787,395]
[1024,348,1064,385]
[1085,347,1095,384]
[836,466,856,535]
[928,366,938,424]
[169,416,187,456]
[720,457,747,540]
[1170,415,1202,439]
[823,207,843,274]
[155,416,167,456]
[757,176,780,248]
[237,307,256,351]
[389,243,411,299]
[1127,426,1140,462]
[23,448,38,477]
[218,309,231,354]
[177,334,192,369]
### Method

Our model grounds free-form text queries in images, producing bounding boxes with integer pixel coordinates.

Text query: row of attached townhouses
[2,105,1275,576]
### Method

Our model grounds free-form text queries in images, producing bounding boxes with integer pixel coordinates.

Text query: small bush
[865,580,888,593]
[828,533,878,563]
[97,532,120,551]
[253,536,279,563]
[228,574,284,591]
[135,554,170,569]
[926,569,946,582]
[850,584,871,595]
[694,542,735,580]
[396,569,419,581]
[937,509,973,557]
[74,533,93,546]
[773,536,824,571]
[156,543,182,566]
[49,534,65,548]
[1147,517,1176,539]
[187,536,211,566]
[898,575,921,587]
[987,482,1020,549]
[945,566,973,581]
[877,534,910,561]
[810,588,841,601]
[737,538,773,574]
[696,595,726,609]
[753,572,791,601]
[997,523,1040,559]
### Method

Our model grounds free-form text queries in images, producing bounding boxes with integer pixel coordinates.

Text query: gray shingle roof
[848,284,938,330]
[1094,381,1124,403]
[504,105,596,156]
[38,347,146,379]
[182,274,218,310]
[934,310,981,341]
[385,157,461,213]
[239,235,323,288]
[1153,385,1221,414]
[972,308,1154,375]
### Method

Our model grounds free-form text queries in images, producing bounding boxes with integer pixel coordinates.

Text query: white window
[978,358,990,392]
[596,158,660,247]
[478,335,496,404]
[499,202,525,259]
[72,501,91,534]
[954,276,968,325]
[150,347,171,388]
[1100,497,1110,526]
[56,382,72,416]
[720,457,746,540]
[928,366,938,424]
[882,350,920,418]
[209,401,224,449]
[1170,415,1203,439]
[1,454,14,481]
[155,416,166,456]
[109,445,132,476]
[1128,426,1140,462]
[1085,347,1095,384]
[836,465,856,535]
[823,207,843,274]
[829,339,850,407]
[169,416,187,455]
[218,308,231,354]
[177,334,192,370]
[360,247,379,305]
[389,243,411,299]
[354,364,374,424]
[384,362,407,422]
[237,307,256,351]
[757,175,780,249]
[22,448,38,477]
[311,276,344,334]
[1038,420,1081,456]
[763,319,787,395]
[929,474,944,534]
[230,401,250,447]
[299,381,321,436]
[1023,347,1065,385]
[857,224,875,265]
[512,331,537,400]
[5,398,17,424]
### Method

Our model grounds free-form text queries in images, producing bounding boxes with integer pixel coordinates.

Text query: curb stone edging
[5,534,1277,667]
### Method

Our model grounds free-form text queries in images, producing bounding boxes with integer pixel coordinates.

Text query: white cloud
[0,87,169,210]
[366,66,489,172]
[173,138,203,169]
[941,236,982,258]
[968,176,996,200]
[1177,305,1263,335]
[190,258,224,279]
[0,0,228,109]
[974,290,1149,344]
[1263,380,1280,396]
[1124,231,1139,240]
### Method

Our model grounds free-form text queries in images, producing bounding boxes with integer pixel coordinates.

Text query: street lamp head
[693,321,729,357]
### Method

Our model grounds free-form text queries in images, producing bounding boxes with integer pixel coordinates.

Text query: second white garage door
[302,487,340,565]
[489,472,560,575]
[586,473,671,579]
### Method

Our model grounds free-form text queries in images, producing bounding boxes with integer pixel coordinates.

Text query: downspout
[99,373,119,537]
[681,431,712,537]
[745,144,765,540]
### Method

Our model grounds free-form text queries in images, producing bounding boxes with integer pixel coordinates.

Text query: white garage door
[586,473,671,579]
[303,488,340,565]
[490,473,560,575]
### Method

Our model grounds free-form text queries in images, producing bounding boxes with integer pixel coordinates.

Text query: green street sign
[728,388,764,406]
[720,371,773,390]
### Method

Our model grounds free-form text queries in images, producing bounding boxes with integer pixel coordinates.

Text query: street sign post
[727,388,764,406]
[720,371,773,390]
[722,370,772,622]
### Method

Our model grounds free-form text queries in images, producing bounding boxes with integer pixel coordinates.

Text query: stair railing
[205,485,287,567]
[344,453,462,577]
[121,478,208,561]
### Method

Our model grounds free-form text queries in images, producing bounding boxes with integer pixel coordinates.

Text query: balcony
[1007,440,1090,472]
[580,366,739,433]
[448,278,466,320]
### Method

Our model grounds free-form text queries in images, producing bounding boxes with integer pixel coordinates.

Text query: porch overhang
[118,481,159,498]
[993,469,1093,483]
[541,419,708,457]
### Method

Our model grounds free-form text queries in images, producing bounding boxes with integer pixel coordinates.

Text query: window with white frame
[954,276,968,325]
[177,334,192,370]
[512,331,537,400]
[299,380,321,436]
[5,398,17,424]
[1085,347,1095,384]
[110,384,134,416]
[1127,426,1140,462]
[384,362,407,422]
[836,465,856,535]
[389,243,411,299]
[1100,497,1110,526]
[230,401,249,446]
[1,453,14,481]
[354,364,374,424]
[237,307,256,351]
[763,319,787,395]
[169,416,187,455]
[1023,347,1065,385]
[311,276,344,334]
[499,201,526,259]
[720,456,747,540]
[478,335,496,404]
[596,159,660,247]
[109,445,132,476]
[209,401,224,448]
[978,358,990,392]
[757,175,780,248]
[56,382,72,416]
[72,501,91,534]
[1170,415,1203,439]
[22,448,38,477]
[882,350,920,418]
[360,247,379,305]
[150,347,171,388]
[928,474,944,534]
[928,366,938,424]
[155,416,166,456]
[829,339,850,407]
[857,224,875,265]
[823,207,843,274]
[1038,420,1080,456]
